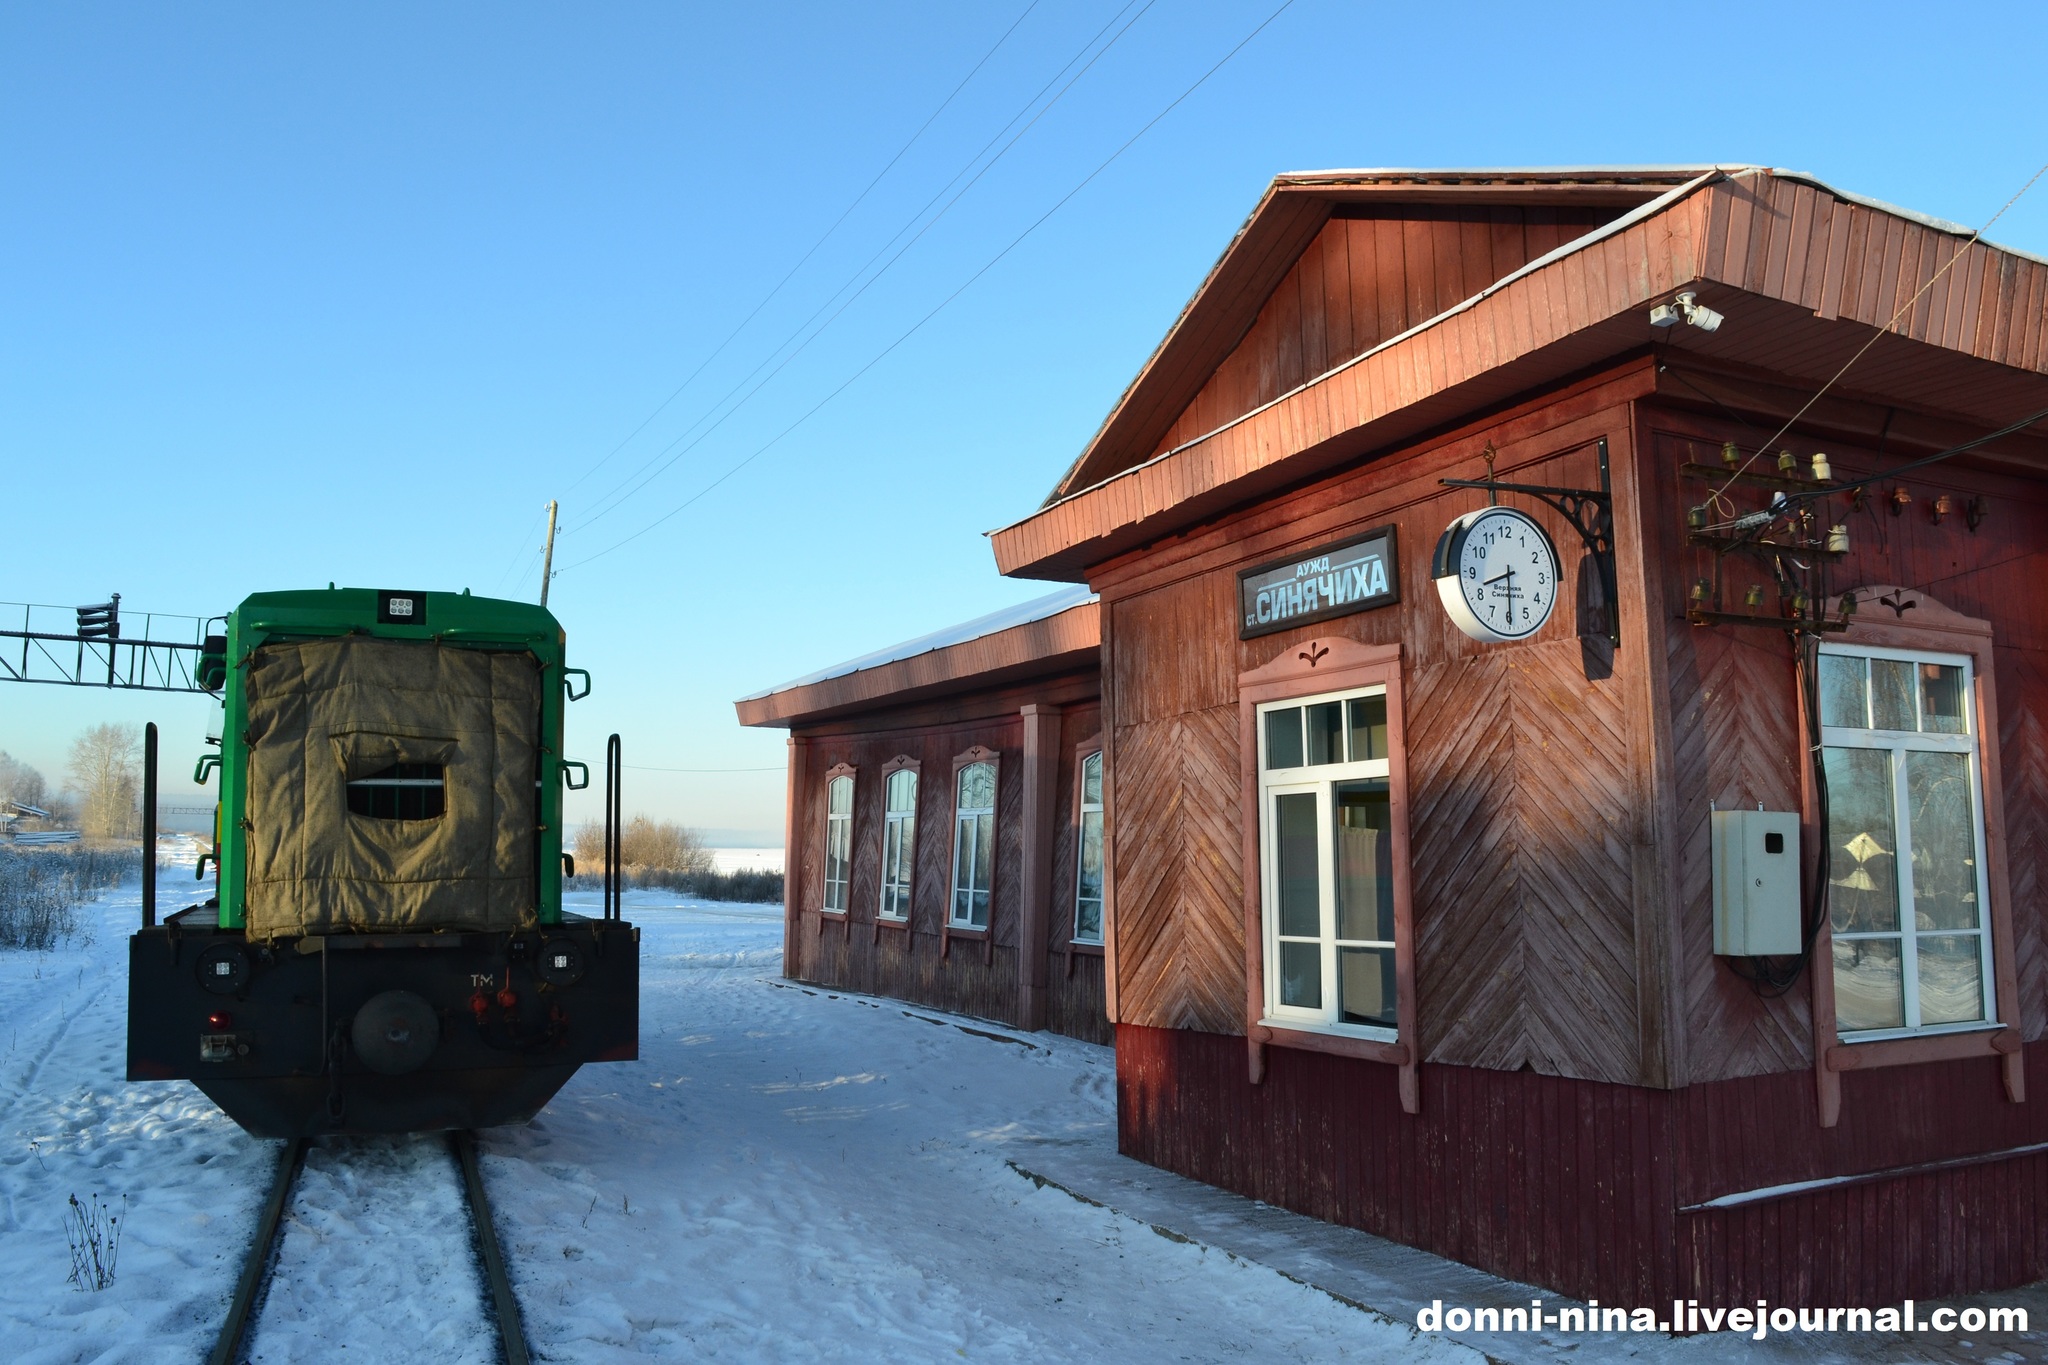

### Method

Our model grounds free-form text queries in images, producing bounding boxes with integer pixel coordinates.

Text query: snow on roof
[738,585,1096,703]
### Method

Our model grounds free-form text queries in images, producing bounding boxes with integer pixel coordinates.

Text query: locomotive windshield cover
[241,636,541,939]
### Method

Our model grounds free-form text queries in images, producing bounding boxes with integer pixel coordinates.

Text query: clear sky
[3,1,2044,842]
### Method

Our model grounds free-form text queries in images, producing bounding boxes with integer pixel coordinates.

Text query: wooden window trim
[816,762,856,936]
[1067,736,1106,962]
[874,755,920,945]
[1238,637,1417,1113]
[1808,587,2023,1127]
[944,745,1000,964]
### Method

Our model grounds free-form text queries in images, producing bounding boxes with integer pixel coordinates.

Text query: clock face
[1431,507,1559,643]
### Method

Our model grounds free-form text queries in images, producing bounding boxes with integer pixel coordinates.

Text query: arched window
[1073,751,1104,944]
[822,773,853,913]
[879,767,918,922]
[950,760,996,930]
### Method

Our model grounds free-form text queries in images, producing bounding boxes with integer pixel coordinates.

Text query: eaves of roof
[733,588,1098,728]
[991,169,2048,582]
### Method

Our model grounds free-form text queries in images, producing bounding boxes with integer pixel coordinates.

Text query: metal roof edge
[735,585,1097,705]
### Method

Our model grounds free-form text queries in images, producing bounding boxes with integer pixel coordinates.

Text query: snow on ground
[0,874,1472,1364]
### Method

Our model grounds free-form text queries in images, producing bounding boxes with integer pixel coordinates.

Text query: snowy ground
[0,873,1473,1363]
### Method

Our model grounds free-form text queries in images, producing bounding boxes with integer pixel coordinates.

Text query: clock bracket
[1440,437,1618,646]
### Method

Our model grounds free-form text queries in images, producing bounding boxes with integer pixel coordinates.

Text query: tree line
[1,724,143,841]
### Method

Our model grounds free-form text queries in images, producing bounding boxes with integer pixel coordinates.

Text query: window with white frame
[822,773,853,913]
[1073,751,1104,944]
[1820,645,1995,1037]
[1257,687,1396,1035]
[879,768,917,921]
[950,760,996,929]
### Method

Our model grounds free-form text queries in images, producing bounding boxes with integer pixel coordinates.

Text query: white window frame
[1072,750,1105,945]
[1255,684,1397,1042]
[822,773,853,914]
[949,759,996,930]
[878,767,917,923]
[1820,642,1998,1041]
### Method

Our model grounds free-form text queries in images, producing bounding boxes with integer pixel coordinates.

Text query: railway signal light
[75,595,120,640]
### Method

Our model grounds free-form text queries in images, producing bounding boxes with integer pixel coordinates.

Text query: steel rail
[207,1137,308,1365]
[207,1132,532,1365]
[452,1130,533,1365]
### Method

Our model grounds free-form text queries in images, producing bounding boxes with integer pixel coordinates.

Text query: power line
[556,0,1299,573]
[565,0,1157,535]
[560,1,1045,503]
[1703,158,2048,507]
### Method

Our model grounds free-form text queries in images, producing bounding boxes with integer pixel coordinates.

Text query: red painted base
[1117,1023,2048,1306]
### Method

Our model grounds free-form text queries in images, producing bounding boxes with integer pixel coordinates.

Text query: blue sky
[3,1,2044,841]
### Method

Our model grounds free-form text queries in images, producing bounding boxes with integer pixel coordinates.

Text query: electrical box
[1712,810,1802,956]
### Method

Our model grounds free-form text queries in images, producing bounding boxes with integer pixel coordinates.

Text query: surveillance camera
[1649,290,1724,333]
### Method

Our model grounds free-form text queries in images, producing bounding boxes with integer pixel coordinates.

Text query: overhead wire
[560,0,1044,502]
[556,0,1300,573]
[488,505,551,596]
[566,0,1157,536]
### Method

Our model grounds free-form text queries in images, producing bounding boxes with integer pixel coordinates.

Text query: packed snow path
[0,883,1467,1363]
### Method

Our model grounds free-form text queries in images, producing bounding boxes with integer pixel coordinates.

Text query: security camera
[1649,290,1723,333]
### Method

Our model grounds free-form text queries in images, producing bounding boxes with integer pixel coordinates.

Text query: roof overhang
[995,169,2048,581]
[734,592,1099,728]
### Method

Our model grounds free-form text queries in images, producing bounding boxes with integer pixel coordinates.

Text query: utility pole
[539,500,559,607]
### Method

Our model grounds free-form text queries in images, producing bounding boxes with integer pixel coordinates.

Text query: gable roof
[994,167,2048,581]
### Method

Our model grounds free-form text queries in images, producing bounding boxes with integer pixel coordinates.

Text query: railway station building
[738,166,2048,1308]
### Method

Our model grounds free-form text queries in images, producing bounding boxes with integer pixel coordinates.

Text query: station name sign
[1237,526,1400,639]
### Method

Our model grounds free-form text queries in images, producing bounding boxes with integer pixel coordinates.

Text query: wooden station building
[741,165,2048,1308]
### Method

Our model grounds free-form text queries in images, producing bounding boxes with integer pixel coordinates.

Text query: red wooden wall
[785,677,1109,1043]
[1120,1023,2048,1306]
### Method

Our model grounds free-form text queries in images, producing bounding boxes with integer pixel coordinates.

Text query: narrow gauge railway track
[209,1131,530,1365]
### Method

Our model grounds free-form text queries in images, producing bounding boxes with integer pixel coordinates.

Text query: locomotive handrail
[560,760,590,791]
[142,723,158,928]
[562,668,591,701]
[194,753,221,785]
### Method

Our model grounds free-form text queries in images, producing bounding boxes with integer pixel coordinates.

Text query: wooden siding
[1150,207,1617,460]
[1120,1022,2048,1307]
[1100,395,1668,1084]
[1056,170,1713,499]
[784,696,1108,1042]
[1644,404,2048,1070]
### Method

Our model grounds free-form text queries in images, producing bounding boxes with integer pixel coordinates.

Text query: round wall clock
[1431,506,1560,643]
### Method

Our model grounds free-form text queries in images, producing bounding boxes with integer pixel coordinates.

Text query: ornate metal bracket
[1440,438,1618,646]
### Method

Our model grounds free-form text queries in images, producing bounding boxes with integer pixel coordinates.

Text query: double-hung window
[1257,687,1396,1036]
[879,768,917,922]
[1073,751,1105,944]
[950,760,996,930]
[822,773,853,914]
[1820,645,1996,1037]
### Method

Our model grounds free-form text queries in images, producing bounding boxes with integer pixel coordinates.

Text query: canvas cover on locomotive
[242,637,540,939]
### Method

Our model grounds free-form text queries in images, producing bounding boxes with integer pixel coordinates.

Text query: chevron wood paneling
[1111,706,1244,1035]
[1409,642,1643,1082]
[1996,646,2048,1042]
[1667,619,1812,1082]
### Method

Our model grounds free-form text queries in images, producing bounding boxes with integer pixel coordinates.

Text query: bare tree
[0,752,48,812]
[572,816,709,874]
[68,724,140,841]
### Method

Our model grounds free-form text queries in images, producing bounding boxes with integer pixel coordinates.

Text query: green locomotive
[127,586,638,1136]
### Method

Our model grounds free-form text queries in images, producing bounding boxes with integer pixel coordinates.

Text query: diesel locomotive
[126,587,638,1136]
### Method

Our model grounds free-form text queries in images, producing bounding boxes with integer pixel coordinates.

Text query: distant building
[741,167,2048,1307]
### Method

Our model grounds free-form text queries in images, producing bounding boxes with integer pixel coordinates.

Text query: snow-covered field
[0,875,1470,1363]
